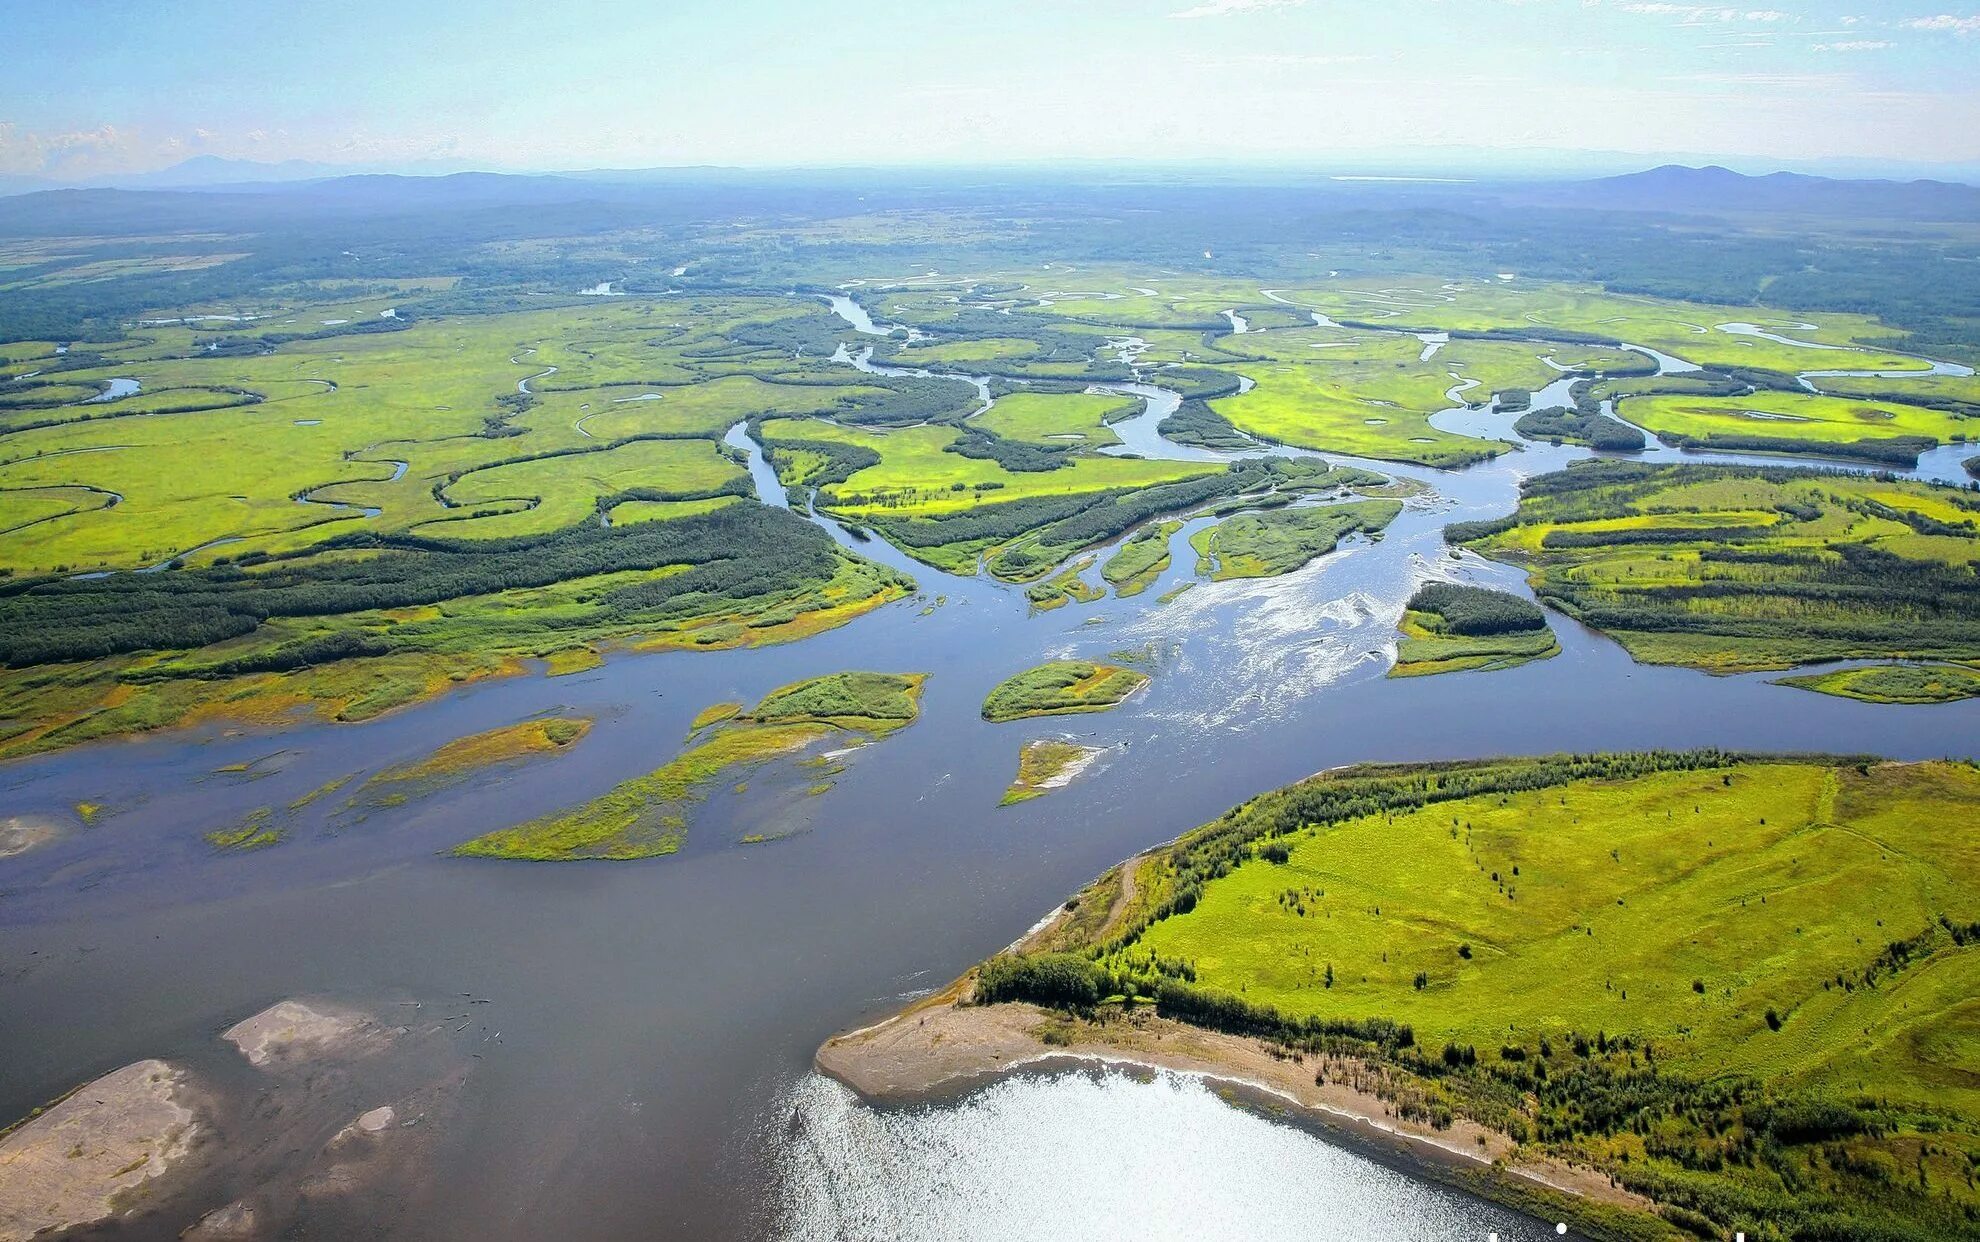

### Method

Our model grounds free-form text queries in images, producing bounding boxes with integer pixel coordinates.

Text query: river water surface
[2,307,1976,1240]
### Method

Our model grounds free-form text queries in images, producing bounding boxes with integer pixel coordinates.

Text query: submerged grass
[454,672,924,860]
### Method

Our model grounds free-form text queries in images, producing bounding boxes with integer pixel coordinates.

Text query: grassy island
[1100,521,1182,597]
[1190,500,1402,580]
[869,752,1980,1242]
[1390,583,1559,677]
[982,661,1148,723]
[454,672,923,860]
[1777,662,1980,705]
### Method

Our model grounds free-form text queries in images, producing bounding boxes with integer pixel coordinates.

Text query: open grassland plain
[1450,460,1980,676]
[852,753,1980,1242]
[1776,662,1980,705]
[453,672,923,860]
[1190,500,1402,580]
[981,661,1149,723]
[1391,582,1560,677]
[1201,327,1509,467]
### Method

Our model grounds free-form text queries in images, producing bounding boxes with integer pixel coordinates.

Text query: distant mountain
[103,155,353,188]
[1548,164,1980,220]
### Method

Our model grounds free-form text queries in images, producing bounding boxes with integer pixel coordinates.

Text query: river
[2,304,1976,1240]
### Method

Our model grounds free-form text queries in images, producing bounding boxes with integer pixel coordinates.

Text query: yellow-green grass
[999,739,1105,806]
[352,716,590,810]
[1204,328,1507,466]
[1617,389,1970,460]
[606,495,742,526]
[739,671,926,735]
[982,660,1148,723]
[1261,277,1934,375]
[972,392,1137,447]
[0,296,860,575]
[760,418,1214,518]
[689,701,744,732]
[1101,520,1181,597]
[1390,610,1560,677]
[1776,662,1980,704]
[554,375,891,443]
[888,337,1045,367]
[454,671,923,860]
[1025,556,1104,611]
[0,548,910,761]
[1051,756,1980,1239]
[205,807,285,851]
[1190,500,1401,580]
[453,722,832,861]
[428,438,747,539]
[1460,463,1980,673]
[1438,338,1642,400]
[1810,371,1980,407]
[1130,760,1980,1105]
[988,753,1980,1239]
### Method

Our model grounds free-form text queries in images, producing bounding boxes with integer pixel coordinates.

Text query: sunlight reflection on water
[772,1068,1571,1241]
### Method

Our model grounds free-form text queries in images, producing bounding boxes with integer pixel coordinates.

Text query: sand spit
[818,991,1644,1218]
[0,816,60,859]
[223,998,390,1068]
[0,1059,202,1242]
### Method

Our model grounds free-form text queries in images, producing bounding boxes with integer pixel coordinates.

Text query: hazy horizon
[8,0,1980,186]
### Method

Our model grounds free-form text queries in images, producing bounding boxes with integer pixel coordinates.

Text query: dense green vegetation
[1190,500,1402,580]
[981,661,1149,723]
[1100,521,1182,597]
[454,672,923,860]
[1515,404,1648,452]
[0,502,911,759]
[1391,583,1559,677]
[978,752,1980,1242]
[1451,461,1980,673]
[740,671,925,734]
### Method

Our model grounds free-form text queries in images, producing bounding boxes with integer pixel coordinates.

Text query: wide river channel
[3,303,1977,1240]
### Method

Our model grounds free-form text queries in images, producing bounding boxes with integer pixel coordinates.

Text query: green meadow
[983,753,1980,1242]
[1617,389,1969,465]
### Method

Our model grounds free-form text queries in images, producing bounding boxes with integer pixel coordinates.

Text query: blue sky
[4,0,1978,177]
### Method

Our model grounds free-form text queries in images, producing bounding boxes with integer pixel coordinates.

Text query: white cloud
[1170,0,1305,18]
[1903,14,1980,35]
[1618,4,1793,21]
[1812,39,1893,51]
